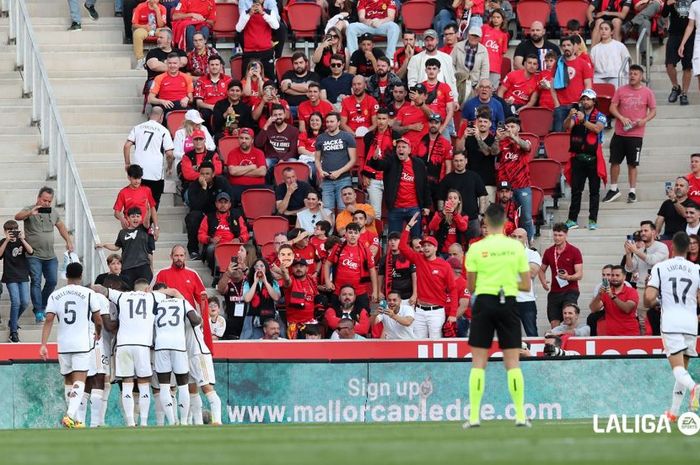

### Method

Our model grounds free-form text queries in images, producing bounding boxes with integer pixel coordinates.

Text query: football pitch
[1,420,698,465]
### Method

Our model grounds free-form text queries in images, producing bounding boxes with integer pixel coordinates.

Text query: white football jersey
[127,120,174,180]
[91,293,112,354]
[154,297,196,351]
[109,289,165,347]
[186,319,211,356]
[648,257,700,335]
[45,284,99,354]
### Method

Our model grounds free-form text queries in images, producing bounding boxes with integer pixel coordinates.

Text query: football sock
[206,390,222,424]
[64,385,72,407]
[469,368,485,424]
[611,184,618,191]
[190,393,203,425]
[90,389,103,427]
[121,382,135,426]
[137,383,151,426]
[99,383,111,425]
[507,368,526,423]
[66,381,86,420]
[629,188,636,194]
[673,366,696,391]
[178,385,190,425]
[154,394,165,426]
[670,381,686,416]
[76,392,89,424]
[159,384,175,425]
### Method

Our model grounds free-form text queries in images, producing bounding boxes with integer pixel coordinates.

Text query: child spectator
[0,220,33,343]
[536,51,561,111]
[208,296,227,340]
[113,164,159,237]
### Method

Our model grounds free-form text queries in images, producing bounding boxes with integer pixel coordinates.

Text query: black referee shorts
[468,295,522,350]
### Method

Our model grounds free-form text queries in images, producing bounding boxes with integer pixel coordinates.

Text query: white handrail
[635,28,652,87]
[7,0,107,281]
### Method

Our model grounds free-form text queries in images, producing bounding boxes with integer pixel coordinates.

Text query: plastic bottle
[148,13,156,36]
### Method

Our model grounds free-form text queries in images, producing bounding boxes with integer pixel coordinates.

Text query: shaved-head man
[513,21,561,71]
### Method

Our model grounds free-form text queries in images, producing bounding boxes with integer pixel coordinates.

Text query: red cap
[396,137,411,147]
[420,236,438,248]
[239,127,254,138]
[191,129,206,140]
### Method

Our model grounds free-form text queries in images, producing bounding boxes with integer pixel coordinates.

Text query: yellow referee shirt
[465,234,529,297]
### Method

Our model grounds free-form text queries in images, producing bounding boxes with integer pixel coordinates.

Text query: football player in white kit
[151,283,201,425]
[645,232,700,420]
[39,263,102,429]
[187,305,222,425]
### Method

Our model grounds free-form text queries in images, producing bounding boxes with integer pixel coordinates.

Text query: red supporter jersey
[600,285,640,336]
[151,72,193,101]
[284,275,318,324]
[555,56,593,105]
[357,0,397,19]
[328,242,375,296]
[194,74,231,105]
[536,69,556,110]
[415,134,453,181]
[298,131,319,154]
[293,243,319,276]
[113,185,156,219]
[481,25,509,74]
[501,70,538,106]
[242,13,273,52]
[687,173,700,205]
[359,229,380,262]
[197,212,249,245]
[175,0,217,21]
[362,128,395,181]
[541,243,583,293]
[297,100,334,128]
[394,104,429,153]
[393,46,422,73]
[132,2,167,25]
[226,146,266,185]
[341,95,379,132]
[497,138,531,189]
[310,236,328,261]
[423,81,454,120]
[395,158,419,208]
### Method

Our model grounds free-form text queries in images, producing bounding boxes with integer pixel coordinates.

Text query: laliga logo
[593,413,700,435]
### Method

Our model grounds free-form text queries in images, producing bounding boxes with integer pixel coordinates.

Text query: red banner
[3,337,697,362]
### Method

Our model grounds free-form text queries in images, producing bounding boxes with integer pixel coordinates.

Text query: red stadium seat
[531,185,545,235]
[354,188,366,204]
[241,188,276,220]
[273,161,311,184]
[218,136,240,158]
[519,107,554,139]
[229,55,243,80]
[275,56,294,84]
[166,110,187,138]
[529,159,562,199]
[212,2,239,46]
[402,1,436,34]
[287,3,322,52]
[592,83,616,117]
[214,242,242,273]
[261,241,277,260]
[253,216,290,246]
[520,132,540,160]
[543,132,572,164]
[555,0,590,35]
[500,56,512,82]
[661,240,673,255]
[516,1,550,36]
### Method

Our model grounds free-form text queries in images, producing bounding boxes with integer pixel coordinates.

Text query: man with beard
[280,258,319,339]
[497,54,540,117]
[494,181,519,235]
[226,128,267,201]
[212,80,254,140]
[280,52,321,112]
[371,290,416,339]
[320,54,354,105]
[388,83,409,121]
[349,34,385,78]
[254,104,300,171]
[325,285,371,338]
[340,75,379,135]
[394,31,422,81]
[438,151,488,240]
[393,83,432,153]
[416,114,453,207]
[367,57,403,109]
[512,21,560,70]
[553,36,594,132]
[589,265,639,335]
[456,109,498,198]
[422,58,456,139]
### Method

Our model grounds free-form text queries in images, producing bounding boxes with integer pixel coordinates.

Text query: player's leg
[173,351,191,425]
[66,370,88,425]
[667,334,699,412]
[155,350,176,425]
[99,381,111,425]
[136,376,152,426]
[199,354,221,425]
[90,373,105,427]
[465,296,497,428]
[116,347,137,426]
[189,383,203,425]
[76,376,93,425]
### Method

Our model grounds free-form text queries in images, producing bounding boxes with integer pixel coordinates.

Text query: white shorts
[115,346,153,378]
[58,352,91,376]
[89,341,109,376]
[693,55,700,77]
[188,353,216,387]
[154,350,190,375]
[662,332,698,358]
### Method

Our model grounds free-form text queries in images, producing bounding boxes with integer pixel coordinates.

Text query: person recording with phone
[589,265,640,336]
[240,258,281,340]
[0,220,33,343]
[235,0,280,79]
[656,176,692,239]
[217,243,257,339]
[370,291,416,340]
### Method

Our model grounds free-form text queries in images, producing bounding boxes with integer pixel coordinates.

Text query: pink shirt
[612,84,656,138]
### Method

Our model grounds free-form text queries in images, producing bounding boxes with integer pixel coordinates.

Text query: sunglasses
[330,63,343,68]
[328,34,339,39]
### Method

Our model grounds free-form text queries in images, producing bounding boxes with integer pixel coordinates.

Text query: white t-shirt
[154,297,196,351]
[109,289,164,347]
[45,284,100,354]
[296,208,334,233]
[690,2,700,47]
[91,293,111,353]
[210,315,226,338]
[376,306,415,340]
[648,257,700,335]
[590,40,630,79]
[516,248,541,303]
[128,120,175,181]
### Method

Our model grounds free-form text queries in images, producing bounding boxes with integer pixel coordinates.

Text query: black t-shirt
[349,48,385,78]
[0,238,31,283]
[438,170,488,218]
[513,40,561,71]
[275,181,313,212]
[94,272,130,289]
[145,47,188,80]
[591,0,631,13]
[658,199,693,236]
[212,98,255,137]
[465,133,497,186]
[281,70,321,107]
[115,226,155,270]
[663,1,692,36]
[378,253,416,300]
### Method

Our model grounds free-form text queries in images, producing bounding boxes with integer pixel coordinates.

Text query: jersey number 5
[63,301,77,325]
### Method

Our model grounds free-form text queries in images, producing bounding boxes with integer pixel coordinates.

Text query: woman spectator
[687,234,700,264]
[326,0,357,36]
[240,258,282,339]
[172,109,216,169]
[312,27,347,78]
[216,243,258,339]
[297,112,324,180]
[296,191,335,233]
[481,8,509,89]
[428,189,469,255]
[241,59,266,106]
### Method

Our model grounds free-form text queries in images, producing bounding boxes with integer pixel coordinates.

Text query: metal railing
[635,28,652,87]
[618,55,630,89]
[7,0,107,281]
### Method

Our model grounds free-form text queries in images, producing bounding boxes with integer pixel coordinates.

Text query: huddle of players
[40,262,222,428]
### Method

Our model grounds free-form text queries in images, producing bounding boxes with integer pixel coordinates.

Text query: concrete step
[26,0,118,18]
[61,111,145,127]
[50,78,143,98]
[43,53,133,72]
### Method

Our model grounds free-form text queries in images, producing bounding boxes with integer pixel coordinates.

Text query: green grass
[1,421,698,465]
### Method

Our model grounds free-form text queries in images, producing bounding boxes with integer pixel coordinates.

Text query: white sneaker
[134,57,146,70]
[462,420,481,429]
[515,419,532,427]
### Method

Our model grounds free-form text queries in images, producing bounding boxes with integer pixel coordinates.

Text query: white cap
[184,109,205,124]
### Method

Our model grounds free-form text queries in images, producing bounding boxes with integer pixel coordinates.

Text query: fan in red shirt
[197,192,250,274]
[297,82,334,133]
[225,128,267,198]
[497,55,540,112]
[555,37,594,107]
[422,58,455,128]
[481,12,509,80]
[288,228,320,277]
[194,56,231,123]
[394,83,431,152]
[324,222,379,310]
[496,118,531,190]
[148,53,194,114]
[252,80,293,129]
[280,258,319,339]
[591,265,639,336]
[352,210,380,261]
[415,114,453,184]
[361,112,396,186]
[172,0,217,51]
[179,129,224,184]
[393,31,422,80]
[324,284,371,337]
[536,52,560,111]
[341,75,379,135]
[428,189,469,254]
[114,164,158,234]
[686,154,700,205]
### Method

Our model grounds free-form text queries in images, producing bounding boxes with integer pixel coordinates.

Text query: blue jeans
[552,104,572,132]
[114,0,123,13]
[321,176,352,212]
[433,10,455,46]
[388,207,421,237]
[513,187,535,241]
[27,256,58,315]
[7,282,30,333]
[69,0,97,23]
[517,300,538,337]
[185,25,210,51]
[346,22,402,58]
[457,316,470,338]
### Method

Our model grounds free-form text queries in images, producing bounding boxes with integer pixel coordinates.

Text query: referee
[464,203,532,428]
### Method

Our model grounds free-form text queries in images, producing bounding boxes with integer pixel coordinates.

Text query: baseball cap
[428,113,442,123]
[291,258,308,266]
[216,192,231,202]
[359,33,374,42]
[468,26,483,37]
[388,231,401,240]
[447,257,463,271]
[185,109,205,124]
[420,236,438,248]
[262,80,276,89]
[396,137,411,146]
[497,180,512,191]
[239,127,254,138]
[191,129,206,140]
[423,29,438,39]
[410,83,427,94]
[580,88,597,100]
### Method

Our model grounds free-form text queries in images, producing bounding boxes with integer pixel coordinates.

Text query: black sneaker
[680,93,689,106]
[627,192,637,203]
[115,11,123,17]
[668,86,681,103]
[621,21,636,37]
[189,251,201,260]
[84,3,99,21]
[602,189,621,203]
[67,21,82,31]
[9,332,19,343]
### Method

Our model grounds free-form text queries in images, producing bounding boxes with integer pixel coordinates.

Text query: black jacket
[186,175,235,213]
[367,153,431,210]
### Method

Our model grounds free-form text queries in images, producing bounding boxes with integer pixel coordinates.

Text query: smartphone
[665,181,672,194]
[497,121,505,130]
[38,207,52,214]
[9,230,19,239]
[602,277,609,288]
[626,234,634,242]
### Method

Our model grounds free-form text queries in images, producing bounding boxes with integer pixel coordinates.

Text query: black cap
[410,83,427,94]
[291,258,308,266]
[388,231,401,240]
[359,33,374,42]
[497,180,512,191]
[428,113,442,122]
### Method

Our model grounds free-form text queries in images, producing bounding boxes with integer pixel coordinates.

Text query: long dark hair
[246,258,274,285]
[306,111,325,138]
